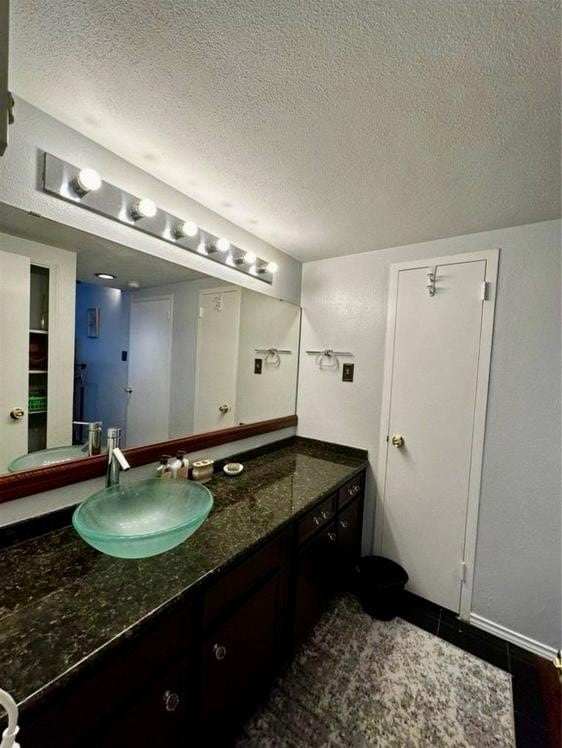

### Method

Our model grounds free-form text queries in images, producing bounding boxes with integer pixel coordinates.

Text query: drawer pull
[339,520,349,529]
[313,516,321,526]
[328,532,337,543]
[320,510,330,520]
[163,690,180,712]
[213,643,227,661]
[347,484,360,497]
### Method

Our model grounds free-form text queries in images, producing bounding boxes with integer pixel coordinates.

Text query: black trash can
[355,556,409,621]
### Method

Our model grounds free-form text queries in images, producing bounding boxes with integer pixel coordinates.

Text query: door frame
[374,249,499,619]
[193,286,241,432]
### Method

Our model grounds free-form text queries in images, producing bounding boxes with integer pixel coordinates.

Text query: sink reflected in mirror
[72,478,213,558]
[8,444,89,472]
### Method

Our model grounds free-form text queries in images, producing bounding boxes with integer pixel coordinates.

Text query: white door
[0,249,30,471]
[126,296,173,447]
[377,251,498,614]
[194,288,241,432]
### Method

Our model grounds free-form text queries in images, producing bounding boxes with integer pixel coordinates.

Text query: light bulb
[176,220,198,238]
[95,272,117,280]
[266,262,278,274]
[73,168,101,196]
[217,237,230,252]
[244,251,256,264]
[131,198,157,219]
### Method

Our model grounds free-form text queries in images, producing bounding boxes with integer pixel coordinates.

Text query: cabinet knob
[163,690,180,712]
[328,532,337,543]
[213,643,227,661]
[339,520,349,529]
[10,407,25,421]
[218,403,231,414]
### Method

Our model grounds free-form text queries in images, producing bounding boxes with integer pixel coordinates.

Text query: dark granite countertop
[0,437,367,718]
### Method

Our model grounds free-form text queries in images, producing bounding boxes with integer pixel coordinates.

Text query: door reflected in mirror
[0,229,300,475]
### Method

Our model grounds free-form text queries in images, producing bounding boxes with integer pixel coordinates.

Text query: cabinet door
[293,522,338,650]
[336,496,364,586]
[201,570,287,745]
[87,662,188,748]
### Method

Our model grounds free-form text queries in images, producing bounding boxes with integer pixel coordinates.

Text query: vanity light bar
[41,153,276,284]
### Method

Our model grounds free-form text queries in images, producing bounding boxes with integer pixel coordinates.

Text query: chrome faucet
[106,427,130,488]
[73,421,103,456]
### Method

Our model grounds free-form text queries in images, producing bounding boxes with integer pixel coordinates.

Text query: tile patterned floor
[240,595,515,747]
[399,592,560,748]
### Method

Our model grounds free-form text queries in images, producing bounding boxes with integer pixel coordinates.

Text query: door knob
[124,386,133,394]
[10,407,25,421]
[218,404,230,414]
[391,434,405,448]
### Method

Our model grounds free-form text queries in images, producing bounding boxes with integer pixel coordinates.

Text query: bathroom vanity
[0,438,367,747]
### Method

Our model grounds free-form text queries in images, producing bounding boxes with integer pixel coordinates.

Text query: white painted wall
[236,291,300,423]
[0,98,301,305]
[297,220,561,650]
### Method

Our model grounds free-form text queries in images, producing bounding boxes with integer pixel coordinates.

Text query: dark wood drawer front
[203,527,291,628]
[298,493,336,544]
[338,473,364,510]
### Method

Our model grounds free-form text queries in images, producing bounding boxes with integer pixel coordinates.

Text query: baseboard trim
[469,613,558,660]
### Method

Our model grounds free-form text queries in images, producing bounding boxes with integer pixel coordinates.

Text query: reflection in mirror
[0,221,300,476]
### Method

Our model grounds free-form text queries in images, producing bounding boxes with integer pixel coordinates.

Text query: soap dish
[223,462,244,476]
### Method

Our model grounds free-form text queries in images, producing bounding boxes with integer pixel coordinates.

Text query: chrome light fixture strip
[41,153,274,284]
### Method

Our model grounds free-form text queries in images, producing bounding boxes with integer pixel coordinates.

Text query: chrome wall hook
[426,267,437,296]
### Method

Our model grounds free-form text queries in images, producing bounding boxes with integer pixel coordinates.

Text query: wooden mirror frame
[0,415,297,503]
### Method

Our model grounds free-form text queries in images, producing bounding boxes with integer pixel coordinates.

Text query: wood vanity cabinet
[17,469,366,748]
[293,479,365,650]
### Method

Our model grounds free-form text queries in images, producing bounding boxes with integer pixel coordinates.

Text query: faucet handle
[73,420,102,431]
[112,447,130,472]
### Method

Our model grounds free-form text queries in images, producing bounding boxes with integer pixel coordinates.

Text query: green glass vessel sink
[8,444,89,472]
[73,479,213,559]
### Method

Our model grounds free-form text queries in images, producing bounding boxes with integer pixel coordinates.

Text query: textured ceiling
[10,0,561,261]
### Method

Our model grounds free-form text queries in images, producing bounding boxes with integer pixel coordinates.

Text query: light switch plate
[342,363,354,382]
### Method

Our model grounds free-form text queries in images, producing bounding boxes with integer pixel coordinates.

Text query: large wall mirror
[0,204,300,494]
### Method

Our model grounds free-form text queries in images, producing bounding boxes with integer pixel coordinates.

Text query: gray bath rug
[238,596,514,748]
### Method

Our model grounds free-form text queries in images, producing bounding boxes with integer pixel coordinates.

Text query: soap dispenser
[176,451,190,479]
[157,455,172,479]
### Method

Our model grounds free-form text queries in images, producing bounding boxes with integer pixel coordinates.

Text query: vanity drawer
[338,473,364,510]
[298,493,336,544]
[203,527,291,628]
